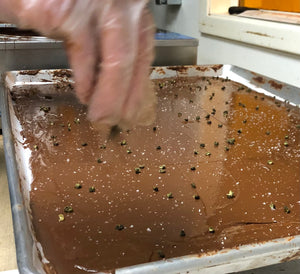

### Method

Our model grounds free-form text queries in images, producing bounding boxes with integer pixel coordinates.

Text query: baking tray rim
[1,64,300,274]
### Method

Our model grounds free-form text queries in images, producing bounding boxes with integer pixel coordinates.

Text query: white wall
[149,0,201,40]
[148,1,300,87]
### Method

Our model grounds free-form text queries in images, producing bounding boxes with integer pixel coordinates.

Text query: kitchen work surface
[1,65,300,274]
[0,135,17,272]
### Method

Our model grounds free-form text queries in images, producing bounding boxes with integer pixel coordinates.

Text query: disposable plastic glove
[0,0,156,128]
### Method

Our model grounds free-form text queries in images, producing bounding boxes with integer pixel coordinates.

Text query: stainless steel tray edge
[0,82,46,274]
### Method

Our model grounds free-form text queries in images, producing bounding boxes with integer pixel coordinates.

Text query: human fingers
[65,26,98,104]
[121,8,156,126]
[87,0,146,125]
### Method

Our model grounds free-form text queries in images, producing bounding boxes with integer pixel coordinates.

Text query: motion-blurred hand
[0,0,156,128]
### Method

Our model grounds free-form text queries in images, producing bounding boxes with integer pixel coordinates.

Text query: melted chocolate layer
[11,76,300,273]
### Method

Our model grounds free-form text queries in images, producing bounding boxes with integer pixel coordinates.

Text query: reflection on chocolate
[11,77,300,273]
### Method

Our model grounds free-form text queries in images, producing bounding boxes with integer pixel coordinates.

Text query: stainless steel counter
[0,27,199,71]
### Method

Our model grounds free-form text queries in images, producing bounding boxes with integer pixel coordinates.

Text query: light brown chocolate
[11,76,300,273]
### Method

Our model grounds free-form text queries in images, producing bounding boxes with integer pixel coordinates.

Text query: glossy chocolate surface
[11,76,300,273]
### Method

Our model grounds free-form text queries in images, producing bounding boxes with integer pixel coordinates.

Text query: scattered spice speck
[74,183,82,189]
[67,122,71,131]
[205,152,211,156]
[64,206,73,213]
[81,142,87,147]
[115,224,124,231]
[190,166,196,171]
[156,146,161,150]
[158,250,165,258]
[126,149,132,154]
[270,203,276,210]
[227,138,235,145]
[159,168,166,174]
[153,187,159,192]
[135,167,141,174]
[121,140,127,146]
[89,186,96,193]
[40,106,51,113]
[58,214,65,222]
[180,229,186,237]
[284,206,290,214]
[191,183,196,189]
[193,195,200,200]
[226,190,234,199]
[209,227,215,233]
[267,160,273,165]
[159,165,166,173]
[167,192,173,199]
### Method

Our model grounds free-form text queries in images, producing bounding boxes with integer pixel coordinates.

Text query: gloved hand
[0,0,156,128]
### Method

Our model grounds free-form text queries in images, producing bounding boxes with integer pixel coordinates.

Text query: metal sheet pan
[1,65,300,274]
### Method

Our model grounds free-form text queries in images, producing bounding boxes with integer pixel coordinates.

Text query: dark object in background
[229,6,259,15]
[0,27,40,36]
